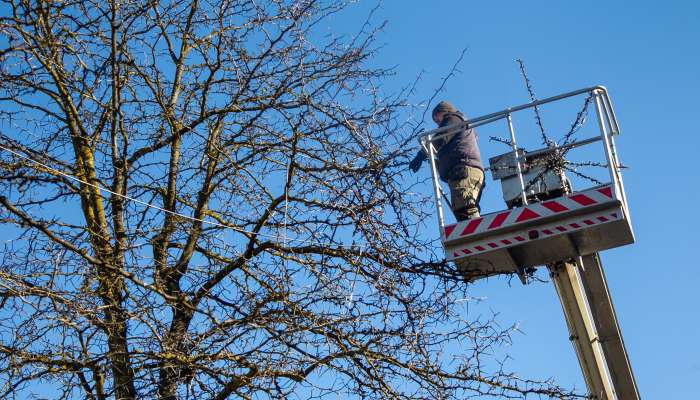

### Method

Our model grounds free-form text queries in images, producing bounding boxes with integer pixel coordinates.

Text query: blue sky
[2,1,696,398]
[334,1,699,398]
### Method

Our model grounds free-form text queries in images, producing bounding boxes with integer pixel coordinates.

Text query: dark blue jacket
[433,112,483,181]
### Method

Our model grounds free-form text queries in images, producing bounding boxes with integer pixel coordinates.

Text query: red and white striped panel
[443,185,616,242]
[445,208,622,260]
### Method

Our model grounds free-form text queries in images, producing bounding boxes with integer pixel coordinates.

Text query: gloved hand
[409,151,427,173]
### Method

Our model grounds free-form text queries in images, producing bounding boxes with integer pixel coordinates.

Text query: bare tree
[0,1,583,399]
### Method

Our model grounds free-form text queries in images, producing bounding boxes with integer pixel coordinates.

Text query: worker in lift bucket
[409,101,485,221]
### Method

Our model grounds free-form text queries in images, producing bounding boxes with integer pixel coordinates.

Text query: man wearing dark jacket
[409,101,484,221]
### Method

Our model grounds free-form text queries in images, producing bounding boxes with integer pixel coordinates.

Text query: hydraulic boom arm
[549,254,640,400]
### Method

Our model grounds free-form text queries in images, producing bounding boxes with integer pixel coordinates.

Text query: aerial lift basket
[419,86,633,282]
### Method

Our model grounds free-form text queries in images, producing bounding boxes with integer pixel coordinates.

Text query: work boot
[453,208,470,222]
[454,207,480,222]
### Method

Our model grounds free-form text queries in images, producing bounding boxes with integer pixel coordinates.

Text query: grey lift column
[549,255,640,400]
[549,253,640,400]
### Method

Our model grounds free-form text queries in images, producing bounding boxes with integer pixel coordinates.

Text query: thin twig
[560,95,592,145]
[420,48,468,124]
[489,136,513,147]
[516,59,552,147]
[564,165,603,185]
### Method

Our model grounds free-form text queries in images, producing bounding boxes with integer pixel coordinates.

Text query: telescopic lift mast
[419,86,640,400]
